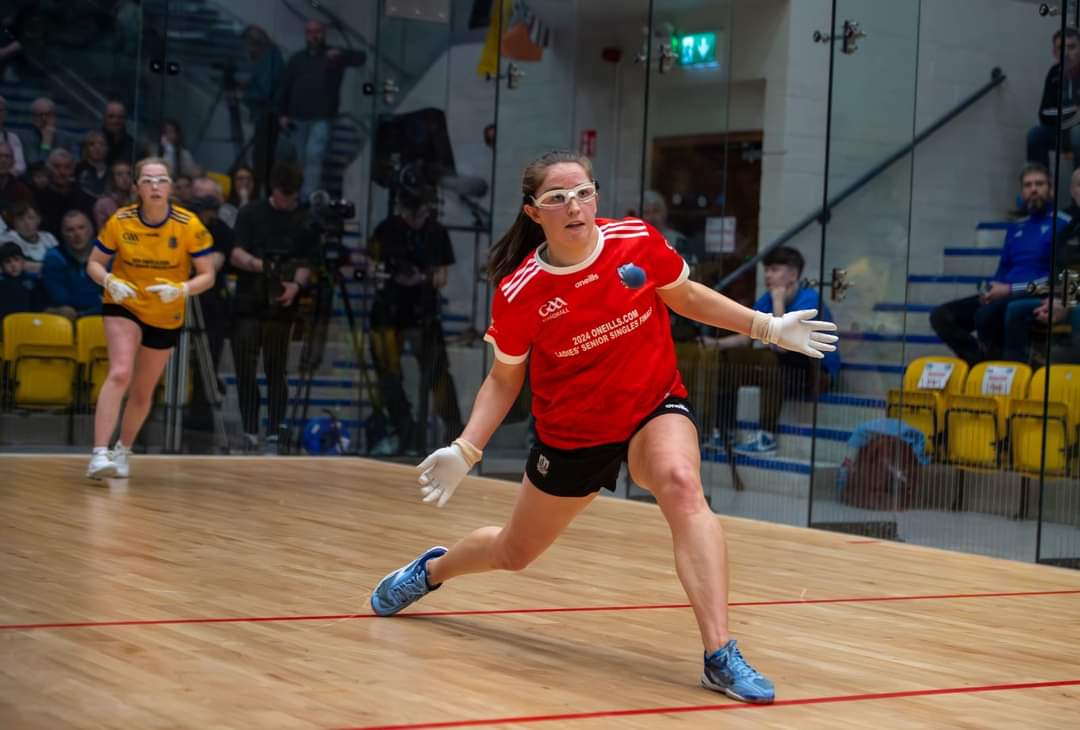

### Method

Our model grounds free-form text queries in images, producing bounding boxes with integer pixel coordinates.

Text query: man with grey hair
[0,95,26,174]
[35,148,95,235]
[42,209,102,320]
[19,97,76,166]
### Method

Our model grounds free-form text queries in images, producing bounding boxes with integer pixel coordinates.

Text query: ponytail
[488,210,545,284]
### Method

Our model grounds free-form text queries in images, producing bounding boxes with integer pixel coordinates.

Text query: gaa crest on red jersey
[538,297,569,319]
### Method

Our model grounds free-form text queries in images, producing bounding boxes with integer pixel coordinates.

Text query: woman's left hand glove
[146,279,189,304]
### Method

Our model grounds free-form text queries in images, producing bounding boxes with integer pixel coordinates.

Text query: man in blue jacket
[930,163,1066,365]
[41,210,101,320]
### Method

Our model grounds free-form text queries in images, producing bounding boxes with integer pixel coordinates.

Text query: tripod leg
[190,298,229,453]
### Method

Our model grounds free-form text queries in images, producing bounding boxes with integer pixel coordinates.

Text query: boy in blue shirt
[705,246,841,454]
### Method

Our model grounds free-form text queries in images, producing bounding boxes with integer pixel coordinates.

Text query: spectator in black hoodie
[1028,28,1080,170]
[0,241,46,319]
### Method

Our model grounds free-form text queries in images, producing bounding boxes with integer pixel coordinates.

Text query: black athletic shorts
[525,395,698,498]
[103,304,180,350]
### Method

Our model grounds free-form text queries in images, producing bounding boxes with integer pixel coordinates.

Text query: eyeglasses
[138,176,171,186]
[530,181,599,209]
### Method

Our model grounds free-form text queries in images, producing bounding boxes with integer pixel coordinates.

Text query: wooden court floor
[1,455,1078,729]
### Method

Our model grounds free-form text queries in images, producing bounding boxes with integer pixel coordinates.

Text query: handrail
[716,66,1006,292]
[25,55,108,122]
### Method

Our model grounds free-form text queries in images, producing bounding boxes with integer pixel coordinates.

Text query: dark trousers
[232,316,293,435]
[369,323,463,452]
[930,294,1043,365]
[715,348,829,436]
[251,111,279,195]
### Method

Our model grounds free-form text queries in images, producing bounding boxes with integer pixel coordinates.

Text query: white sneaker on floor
[111,442,131,478]
[86,449,117,479]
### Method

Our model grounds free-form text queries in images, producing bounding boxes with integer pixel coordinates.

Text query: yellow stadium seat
[1008,365,1080,476]
[75,316,109,407]
[207,170,231,200]
[2,313,77,409]
[886,356,969,455]
[944,361,1032,467]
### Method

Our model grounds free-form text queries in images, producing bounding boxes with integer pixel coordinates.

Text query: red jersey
[484,217,690,449]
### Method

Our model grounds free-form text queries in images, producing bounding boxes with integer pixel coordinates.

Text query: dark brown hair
[487,150,594,284]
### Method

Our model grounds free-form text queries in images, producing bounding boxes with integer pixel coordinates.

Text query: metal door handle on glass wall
[1027,270,1080,308]
[382,79,399,104]
[801,269,852,302]
[1038,4,1061,16]
[812,20,866,55]
[484,63,524,89]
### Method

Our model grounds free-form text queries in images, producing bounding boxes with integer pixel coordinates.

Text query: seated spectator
[25,160,48,194]
[0,139,31,216]
[931,163,1065,364]
[102,99,147,166]
[150,119,201,179]
[705,246,841,454]
[18,97,77,166]
[642,190,687,251]
[41,210,101,320]
[0,95,26,175]
[172,174,194,206]
[219,165,256,228]
[0,201,57,275]
[75,130,109,196]
[92,195,118,231]
[0,242,46,319]
[34,149,95,235]
[1028,27,1080,170]
[101,159,134,207]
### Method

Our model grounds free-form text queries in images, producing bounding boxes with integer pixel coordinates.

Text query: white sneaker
[733,430,778,455]
[87,448,117,479]
[112,442,131,478]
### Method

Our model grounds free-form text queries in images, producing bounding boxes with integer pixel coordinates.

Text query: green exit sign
[673,32,717,67]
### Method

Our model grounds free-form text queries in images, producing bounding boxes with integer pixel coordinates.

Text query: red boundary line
[337,679,1080,730]
[2,589,1078,631]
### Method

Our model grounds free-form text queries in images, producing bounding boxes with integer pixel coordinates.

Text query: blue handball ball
[303,416,351,455]
[617,263,647,289]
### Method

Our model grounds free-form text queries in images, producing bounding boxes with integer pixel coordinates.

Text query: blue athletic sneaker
[701,639,775,704]
[370,546,448,616]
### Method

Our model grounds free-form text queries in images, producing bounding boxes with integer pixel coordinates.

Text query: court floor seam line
[333,679,1080,730]
[2,588,1078,631]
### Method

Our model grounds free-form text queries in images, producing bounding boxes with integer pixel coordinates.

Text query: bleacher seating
[75,316,109,408]
[1009,365,1080,476]
[887,356,969,455]
[1,313,78,410]
[945,361,1032,468]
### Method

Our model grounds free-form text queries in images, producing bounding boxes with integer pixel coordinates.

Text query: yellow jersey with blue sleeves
[95,204,214,329]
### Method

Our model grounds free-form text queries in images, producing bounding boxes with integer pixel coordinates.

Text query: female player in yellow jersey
[85,157,217,478]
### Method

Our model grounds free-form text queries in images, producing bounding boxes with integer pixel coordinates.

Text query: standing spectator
[19,98,77,166]
[33,149,95,236]
[0,16,22,82]
[219,165,256,228]
[151,119,201,179]
[1028,28,1080,170]
[930,163,1066,365]
[275,19,365,197]
[228,162,315,451]
[0,202,58,275]
[75,130,109,196]
[0,242,46,319]
[41,210,101,320]
[238,25,284,190]
[102,100,146,167]
[0,140,32,216]
[0,95,26,175]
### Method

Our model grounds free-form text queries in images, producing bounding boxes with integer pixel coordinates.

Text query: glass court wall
[0,0,1076,569]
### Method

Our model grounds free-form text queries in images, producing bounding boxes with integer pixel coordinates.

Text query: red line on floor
[336,679,1080,730]
[2,589,1077,631]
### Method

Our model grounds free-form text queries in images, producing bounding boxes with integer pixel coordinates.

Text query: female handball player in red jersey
[371,150,838,704]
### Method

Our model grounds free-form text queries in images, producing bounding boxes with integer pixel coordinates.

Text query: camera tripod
[162,296,229,453]
[283,236,379,455]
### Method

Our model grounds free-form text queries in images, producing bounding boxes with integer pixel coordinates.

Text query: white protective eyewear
[139,176,172,186]
[530,181,599,209]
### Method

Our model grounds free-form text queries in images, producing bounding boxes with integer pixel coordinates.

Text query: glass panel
[364,0,486,461]
[810,2,922,541]
[1037,3,1080,568]
[0,2,152,452]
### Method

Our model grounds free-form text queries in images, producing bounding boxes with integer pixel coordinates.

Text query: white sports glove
[752,309,839,359]
[146,279,189,304]
[103,274,138,303]
[417,438,482,508]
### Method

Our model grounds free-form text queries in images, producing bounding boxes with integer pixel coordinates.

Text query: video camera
[307,190,357,267]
